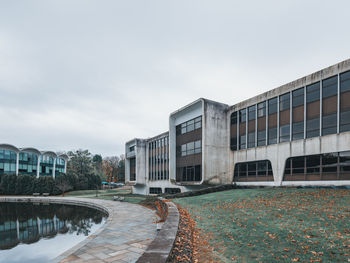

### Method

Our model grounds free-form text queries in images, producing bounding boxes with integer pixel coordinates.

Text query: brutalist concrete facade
[126,59,350,195]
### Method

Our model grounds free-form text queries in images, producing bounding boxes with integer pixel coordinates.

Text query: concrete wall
[230,132,350,186]
[202,99,230,184]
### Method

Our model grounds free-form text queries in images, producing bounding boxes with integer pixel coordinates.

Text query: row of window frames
[148,137,169,149]
[176,116,202,135]
[234,161,273,177]
[285,152,350,174]
[148,171,169,180]
[231,71,350,125]
[235,110,347,148]
[177,165,202,182]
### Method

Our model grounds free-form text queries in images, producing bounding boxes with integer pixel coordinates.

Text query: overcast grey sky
[0,0,349,156]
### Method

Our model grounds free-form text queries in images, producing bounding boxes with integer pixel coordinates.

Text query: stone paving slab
[0,196,158,263]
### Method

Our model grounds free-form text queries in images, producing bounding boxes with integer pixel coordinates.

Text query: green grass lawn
[65,188,147,204]
[174,188,350,262]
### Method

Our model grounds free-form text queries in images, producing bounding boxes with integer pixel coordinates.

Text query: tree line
[0,149,125,195]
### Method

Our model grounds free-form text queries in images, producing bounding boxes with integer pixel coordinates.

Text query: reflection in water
[0,202,107,263]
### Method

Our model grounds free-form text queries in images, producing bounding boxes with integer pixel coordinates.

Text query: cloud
[0,0,349,156]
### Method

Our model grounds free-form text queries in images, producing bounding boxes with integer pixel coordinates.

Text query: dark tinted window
[231,112,238,125]
[293,88,304,107]
[340,70,350,92]
[268,127,277,145]
[279,93,290,111]
[322,76,338,98]
[257,130,266,146]
[322,113,337,136]
[257,102,266,117]
[279,124,290,142]
[268,98,278,114]
[306,155,320,174]
[306,117,320,138]
[248,106,256,121]
[239,109,246,123]
[292,121,304,140]
[322,153,337,173]
[306,82,320,103]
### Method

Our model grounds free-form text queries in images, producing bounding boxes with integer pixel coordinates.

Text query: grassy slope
[174,188,350,262]
[65,188,146,204]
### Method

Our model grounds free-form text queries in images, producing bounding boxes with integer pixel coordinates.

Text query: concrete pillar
[36,155,40,178]
[16,152,19,176]
[52,158,56,179]
[16,219,20,239]
[64,159,67,173]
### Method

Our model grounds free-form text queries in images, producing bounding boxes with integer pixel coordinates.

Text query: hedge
[0,172,101,195]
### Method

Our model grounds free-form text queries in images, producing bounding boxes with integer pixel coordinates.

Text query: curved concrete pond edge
[136,201,180,263]
[0,196,158,263]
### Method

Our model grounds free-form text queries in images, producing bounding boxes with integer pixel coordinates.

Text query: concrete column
[64,159,67,173]
[304,86,307,139]
[266,100,269,145]
[337,73,340,134]
[320,80,323,136]
[16,152,19,176]
[245,108,248,148]
[16,219,20,239]
[36,155,40,178]
[277,96,280,143]
[255,104,258,147]
[52,158,56,179]
[290,91,293,141]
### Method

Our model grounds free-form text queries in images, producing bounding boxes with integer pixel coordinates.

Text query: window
[322,153,337,173]
[149,187,162,194]
[257,102,266,117]
[257,130,266,146]
[293,88,304,107]
[284,151,350,181]
[340,71,350,132]
[165,188,181,194]
[306,82,320,103]
[239,109,246,123]
[248,106,256,121]
[292,121,304,140]
[230,112,238,151]
[307,118,320,138]
[231,112,238,125]
[129,146,135,152]
[322,113,337,135]
[180,140,201,156]
[268,127,277,145]
[177,116,202,135]
[239,135,246,149]
[268,98,278,114]
[234,160,273,182]
[279,93,290,111]
[279,124,290,142]
[177,165,201,182]
[322,76,338,98]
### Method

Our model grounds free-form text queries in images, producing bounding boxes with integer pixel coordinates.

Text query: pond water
[0,202,108,263]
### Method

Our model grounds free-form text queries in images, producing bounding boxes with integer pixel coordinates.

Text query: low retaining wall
[137,201,179,263]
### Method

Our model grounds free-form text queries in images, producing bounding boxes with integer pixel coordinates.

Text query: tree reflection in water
[0,202,107,250]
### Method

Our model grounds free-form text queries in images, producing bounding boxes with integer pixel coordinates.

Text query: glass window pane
[322,76,338,98]
[279,93,290,111]
[268,98,278,114]
[257,102,266,117]
[307,82,320,103]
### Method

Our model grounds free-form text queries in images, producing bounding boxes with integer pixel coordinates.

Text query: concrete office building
[0,144,68,178]
[125,59,350,195]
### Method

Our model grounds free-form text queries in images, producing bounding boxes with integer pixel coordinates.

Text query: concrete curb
[136,201,179,263]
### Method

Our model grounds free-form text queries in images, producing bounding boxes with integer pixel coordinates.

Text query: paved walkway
[0,196,158,263]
